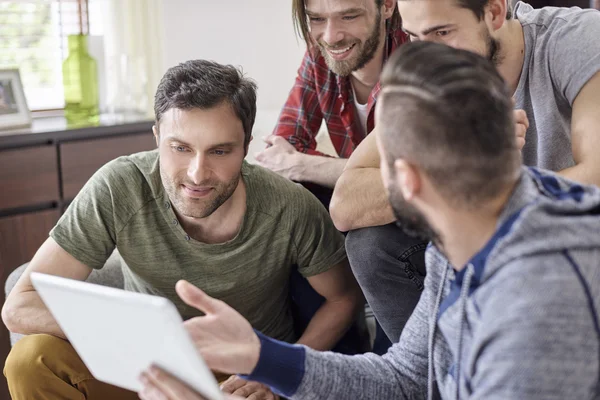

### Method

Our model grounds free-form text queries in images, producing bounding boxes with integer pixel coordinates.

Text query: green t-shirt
[50,150,347,342]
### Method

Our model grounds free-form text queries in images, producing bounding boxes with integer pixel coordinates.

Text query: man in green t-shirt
[2,60,363,400]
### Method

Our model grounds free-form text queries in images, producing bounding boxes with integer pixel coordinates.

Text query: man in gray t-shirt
[329,0,600,343]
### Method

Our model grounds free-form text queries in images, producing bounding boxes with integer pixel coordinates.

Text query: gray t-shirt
[514,2,600,171]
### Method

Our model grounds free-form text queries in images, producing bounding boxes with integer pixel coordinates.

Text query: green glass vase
[62,34,100,124]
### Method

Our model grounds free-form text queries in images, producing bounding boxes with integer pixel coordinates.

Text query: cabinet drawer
[0,208,60,277]
[60,133,156,200]
[0,146,59,210]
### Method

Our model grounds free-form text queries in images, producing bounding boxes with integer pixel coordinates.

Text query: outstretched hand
[176,280,261,376]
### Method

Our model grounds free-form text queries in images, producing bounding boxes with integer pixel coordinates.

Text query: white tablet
[30,272,222,400]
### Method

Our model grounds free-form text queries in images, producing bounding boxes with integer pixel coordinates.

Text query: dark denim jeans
[346,223,427,343]
[293,182,392,355]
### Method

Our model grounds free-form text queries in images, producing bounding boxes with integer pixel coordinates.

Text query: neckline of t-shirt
[351,82,368,108]
[513,13,533,103]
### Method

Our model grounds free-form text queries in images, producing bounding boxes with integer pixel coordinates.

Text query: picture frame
[0,69,31,130]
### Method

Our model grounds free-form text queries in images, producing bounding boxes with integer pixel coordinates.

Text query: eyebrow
[403,24,455,37]
[165,137,238,149]
[165,136,193,147]
[207,142,237,150]
[306,7,365,18]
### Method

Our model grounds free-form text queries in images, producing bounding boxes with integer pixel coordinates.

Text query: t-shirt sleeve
[549,9,600,105]
[290,187,347,277]
[50,159,131,269]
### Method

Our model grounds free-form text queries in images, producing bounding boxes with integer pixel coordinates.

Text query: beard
[387,180,441,246]
[160,167,240,219]
[484,29,503,66]
[317,11,383,76]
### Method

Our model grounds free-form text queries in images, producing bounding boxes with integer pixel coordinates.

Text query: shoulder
[244,162,327,219]
[244,162,319,206]
[516,3,600,35]
[87,150,161,208]
[477,254,592,322]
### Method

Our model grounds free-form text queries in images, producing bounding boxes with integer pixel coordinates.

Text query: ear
[382,0,396,20]
[486,0,507,32]
[393,159,421,201]
[152,125,160,147]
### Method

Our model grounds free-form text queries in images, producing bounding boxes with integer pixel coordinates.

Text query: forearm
[330,168,395,232]
[2,290,66,339]
[248,333,414,400]
[558,162,600,186]
[296,296,360,351]
[293,153,348,188]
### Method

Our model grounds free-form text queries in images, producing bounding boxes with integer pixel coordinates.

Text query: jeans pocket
[398,243,428,291]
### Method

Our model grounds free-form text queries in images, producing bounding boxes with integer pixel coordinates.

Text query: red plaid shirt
[273,29,408,158]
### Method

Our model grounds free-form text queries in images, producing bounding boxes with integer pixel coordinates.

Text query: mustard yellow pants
[3,334,140,400]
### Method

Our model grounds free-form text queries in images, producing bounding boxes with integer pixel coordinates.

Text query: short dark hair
[154,60,257,147]
[397,0,512,20]
[292,0,402,49]
[378,41,520,208]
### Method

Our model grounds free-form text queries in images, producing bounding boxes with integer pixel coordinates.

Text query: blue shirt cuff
[240,331,306,398]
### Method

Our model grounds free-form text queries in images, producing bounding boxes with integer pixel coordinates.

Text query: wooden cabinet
[0,146,59,210]
[0,209,61,400]
[0,117,154,400]
[61,134,156,200]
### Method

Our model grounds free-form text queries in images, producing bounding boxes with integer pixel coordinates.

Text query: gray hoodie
[246,167,600,399]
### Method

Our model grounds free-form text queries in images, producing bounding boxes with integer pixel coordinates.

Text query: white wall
[161,0,305,110]
[160,1,336,160]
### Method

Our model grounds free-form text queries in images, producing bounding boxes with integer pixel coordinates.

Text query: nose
[322,19,344,46]
[187,153,211,184]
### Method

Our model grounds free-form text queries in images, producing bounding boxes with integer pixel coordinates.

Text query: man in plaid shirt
[255,0,406,192]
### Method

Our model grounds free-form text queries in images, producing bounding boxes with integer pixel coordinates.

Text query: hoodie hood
[448,166,600,301]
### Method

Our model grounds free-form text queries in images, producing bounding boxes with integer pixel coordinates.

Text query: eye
[308,16,325,23]
[212,149,228,156]
[436,30,450,37]
[171,145,189,153]
[342,15,358,21]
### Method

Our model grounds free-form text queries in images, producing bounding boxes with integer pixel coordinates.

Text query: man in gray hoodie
[138,42,600,400]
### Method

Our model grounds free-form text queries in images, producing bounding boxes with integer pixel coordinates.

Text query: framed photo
[0,69,31,130]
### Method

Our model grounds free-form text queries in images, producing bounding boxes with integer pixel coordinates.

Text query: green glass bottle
[62,34,99,125]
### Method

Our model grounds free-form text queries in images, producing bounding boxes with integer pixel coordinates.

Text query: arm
[255,136,347,188]
[257,52,347,187]
[2,158,129,338]
[330,130,395,231]
[329,107,530,232]
[176,260,435,400]
[557,71,600,185]
[1,237,92,338]
[296,261,364,351]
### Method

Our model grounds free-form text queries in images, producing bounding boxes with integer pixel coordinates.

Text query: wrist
[242,331,261,374]
[290,151,308,181]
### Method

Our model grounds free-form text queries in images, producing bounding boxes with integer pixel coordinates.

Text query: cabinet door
[0,145,59,210]
[0,208,60,400]
[60,133,156,200]
[0,208,60,287]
